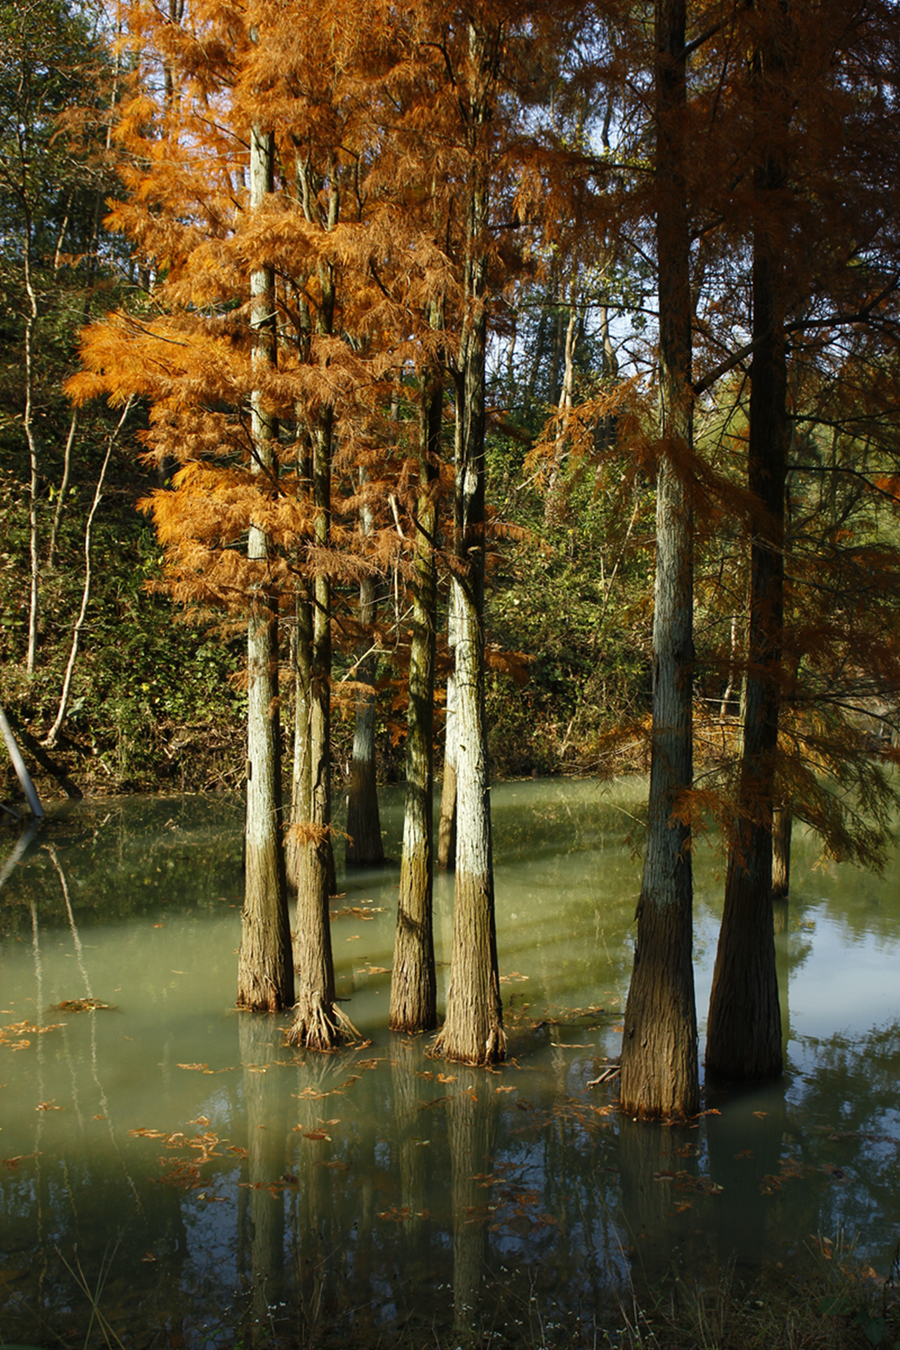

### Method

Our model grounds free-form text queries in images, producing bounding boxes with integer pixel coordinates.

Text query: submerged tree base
[620,889,698,1120]
[284,993,360,1051]
[433,1018,506,1067]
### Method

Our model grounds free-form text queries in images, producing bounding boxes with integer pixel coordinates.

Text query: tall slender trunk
[390,364,441,1033]
[43,400,132,748]
[287,560,313,890]
[287,292,314,892]
[346,485,384,866]
[620,0,698,1120]
[287,410,342,1048]
[22,196,40,676]
[237,123,293,1012]
[437,585,458,872]
[706,4,791,1083]
[544,282,578,528]
[434,24,504,1065]
[287,205,342,1046]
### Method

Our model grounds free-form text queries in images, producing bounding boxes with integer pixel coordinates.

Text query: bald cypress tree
[619,0,698,1120]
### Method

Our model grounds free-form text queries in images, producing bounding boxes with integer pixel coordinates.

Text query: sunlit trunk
[434,28,504,1063]
[237,122,293,1012]
[437,586,458,872]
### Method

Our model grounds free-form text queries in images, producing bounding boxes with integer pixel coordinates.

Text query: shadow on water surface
[0,782,898,1347]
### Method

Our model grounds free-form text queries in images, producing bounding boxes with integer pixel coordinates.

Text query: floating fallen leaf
[331,905,386,920]
[752,1110,768,1119]
[346,934,361,941]
[142,1252,157,1262]
[36,1101,63,1112]
[298,1129,331,1141]
[495,1086,516,1094]
[734,1149,754,1159]
[437,1073,456,1084]
[1,1020,63,1051]
[93,1114,105,1121]
[356,965,389,975]
[178,1063,213,1073]
[55,999,114,1013]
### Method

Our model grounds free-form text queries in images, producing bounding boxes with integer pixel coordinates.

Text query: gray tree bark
[437,585,458,872]
[237,123,293,1012]
[620,0,699,1120]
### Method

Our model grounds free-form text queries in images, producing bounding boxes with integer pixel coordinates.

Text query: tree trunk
[346,489,384,866]
[286,404,342,1048]
[544,286,578,528]
[23,198,40,676]
[771,805,792,899]
[390,367,441,1033]
[620,0,698,1120]
[434,29,504,1064]
[287,567,313,891]
[706,6,791,1083]
[437,586,458,872]
[237,123,293,1012]
[44,401,132,748]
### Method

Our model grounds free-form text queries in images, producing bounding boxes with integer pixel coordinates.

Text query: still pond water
[0,777,898,1346]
